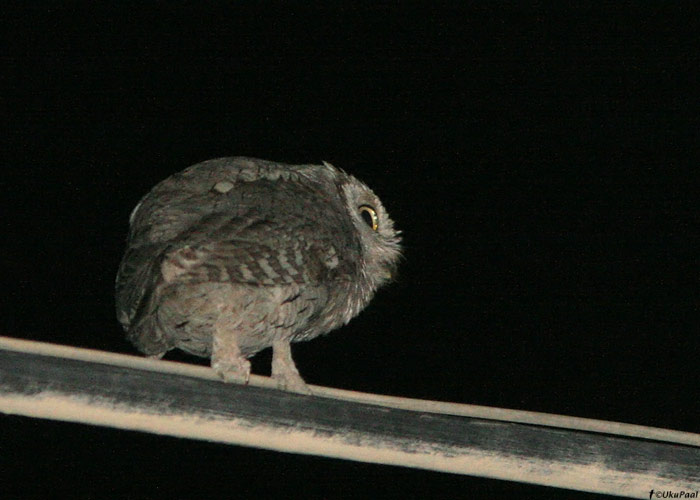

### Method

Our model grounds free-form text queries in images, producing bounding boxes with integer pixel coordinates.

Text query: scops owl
[115,157,401,393]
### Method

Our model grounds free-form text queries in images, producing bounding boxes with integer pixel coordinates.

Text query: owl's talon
[212,357,251,385]
[271,339,312,394]
[272,371,312,395]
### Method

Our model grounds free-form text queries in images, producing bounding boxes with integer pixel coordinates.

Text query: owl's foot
[272,367,310,394]
[212,355,251,384]
[211,336,251,385]
[271,339,311,395]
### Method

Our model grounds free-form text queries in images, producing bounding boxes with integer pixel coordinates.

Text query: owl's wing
[160,208,358,285]
[115,243,168,330]
[116,176,360,331]
[126,157,339,245]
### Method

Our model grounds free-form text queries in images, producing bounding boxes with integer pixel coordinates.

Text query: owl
[115,157,401,393]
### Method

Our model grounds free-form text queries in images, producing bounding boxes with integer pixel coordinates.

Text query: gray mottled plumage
[115,157,401,392]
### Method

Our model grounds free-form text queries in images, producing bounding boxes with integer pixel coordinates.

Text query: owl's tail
[124,289,173,358]
[116,246,173,357]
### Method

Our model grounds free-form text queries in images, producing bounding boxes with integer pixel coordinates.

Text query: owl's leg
[211,325,251,385]
[271,339,311,394]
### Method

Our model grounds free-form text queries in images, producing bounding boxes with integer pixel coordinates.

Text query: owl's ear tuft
[321,161,345,176]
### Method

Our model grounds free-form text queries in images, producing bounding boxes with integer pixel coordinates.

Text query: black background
[2,4,698,499]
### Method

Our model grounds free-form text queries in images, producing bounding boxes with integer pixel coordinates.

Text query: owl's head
[324,162,402,291]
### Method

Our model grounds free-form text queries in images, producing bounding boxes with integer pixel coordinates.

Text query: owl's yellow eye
[359,205,379,231]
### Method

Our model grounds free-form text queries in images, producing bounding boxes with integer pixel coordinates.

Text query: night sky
[2,4,698,499]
